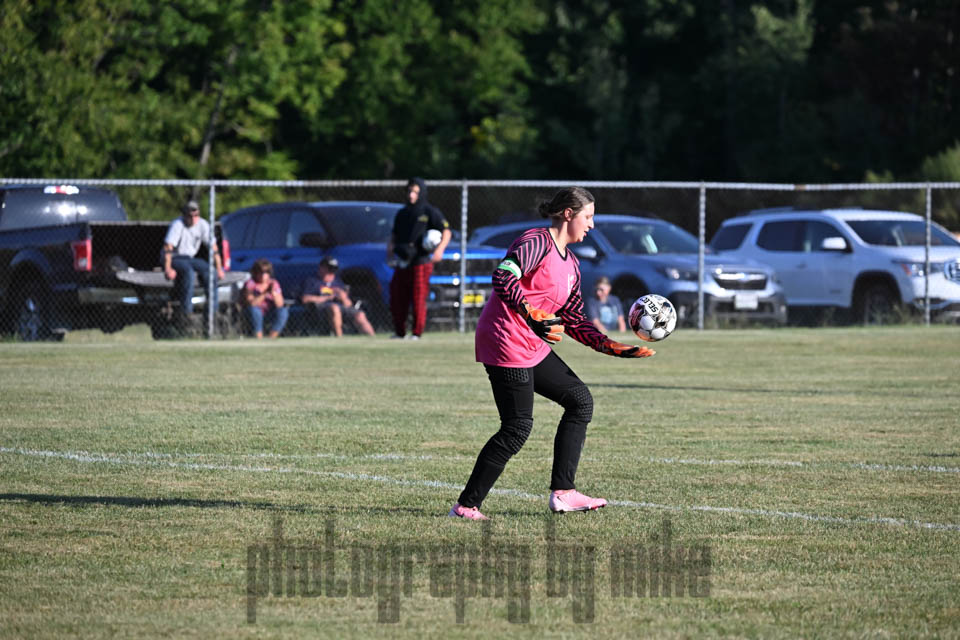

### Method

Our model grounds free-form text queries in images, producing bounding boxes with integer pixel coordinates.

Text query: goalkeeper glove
[600,338,655,358]
[520,302,564,344]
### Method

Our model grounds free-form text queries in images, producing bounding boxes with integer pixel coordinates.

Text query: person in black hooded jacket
[386,177,451,339]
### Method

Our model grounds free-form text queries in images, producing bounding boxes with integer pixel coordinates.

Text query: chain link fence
[1,178,958,341]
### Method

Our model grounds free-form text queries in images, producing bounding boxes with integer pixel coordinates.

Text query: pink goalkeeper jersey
[476,228,582,367]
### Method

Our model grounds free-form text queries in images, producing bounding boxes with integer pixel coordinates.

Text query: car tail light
[71,238,92,271]
[221,236,231,271]
[44,185,80,195]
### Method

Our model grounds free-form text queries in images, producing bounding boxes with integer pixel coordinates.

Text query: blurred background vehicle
[710,208,960,324]
[470,214,787,326]
[221,201,502,332]
[0,185,240,341]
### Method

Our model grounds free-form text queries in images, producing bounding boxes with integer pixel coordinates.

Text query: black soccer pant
[457,350,594,509]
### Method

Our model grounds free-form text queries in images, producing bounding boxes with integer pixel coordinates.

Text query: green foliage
[918,144,960,228]
[295,0,543,178]
[2,1,960,187]
[920,143,960,183]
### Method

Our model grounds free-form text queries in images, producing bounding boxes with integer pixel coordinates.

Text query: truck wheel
[12,282,63,342]
[149,306,180,340]
[855,283,898,325]
[150,316,178,340]
[99,306,132,334]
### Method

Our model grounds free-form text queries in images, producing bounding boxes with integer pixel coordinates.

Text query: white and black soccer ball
[422,229,443,251]
[628,294,678,342]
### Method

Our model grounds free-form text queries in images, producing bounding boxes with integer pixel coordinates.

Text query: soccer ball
[628,294,677,342]
[422,228,442,251]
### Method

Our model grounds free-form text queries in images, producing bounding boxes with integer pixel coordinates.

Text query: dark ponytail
[537,186,595,219]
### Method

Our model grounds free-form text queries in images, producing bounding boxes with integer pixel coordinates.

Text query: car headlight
[894,260,942,277]
[659,266,699,281]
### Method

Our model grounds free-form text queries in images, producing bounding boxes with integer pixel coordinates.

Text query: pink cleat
[549,489,607,513]
[448,502,489,521]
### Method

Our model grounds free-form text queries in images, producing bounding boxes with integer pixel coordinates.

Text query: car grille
[712,271,767,290]
[712,301,780,314]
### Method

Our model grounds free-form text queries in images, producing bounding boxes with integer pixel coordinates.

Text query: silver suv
[710,208,960,323]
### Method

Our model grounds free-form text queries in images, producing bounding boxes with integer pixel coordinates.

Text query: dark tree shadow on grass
[0,493,429,516]
[0,494,558,520]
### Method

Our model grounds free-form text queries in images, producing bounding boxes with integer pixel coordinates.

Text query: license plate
[462,291,485,306]
[734,293,759,310]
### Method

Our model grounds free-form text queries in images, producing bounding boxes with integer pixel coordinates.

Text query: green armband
[497,259,522,279]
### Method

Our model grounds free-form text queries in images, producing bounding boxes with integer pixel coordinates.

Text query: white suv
[710,208,960,323]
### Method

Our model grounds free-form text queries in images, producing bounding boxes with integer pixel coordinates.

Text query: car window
[483,230,529,248]
[249,211,289,249]
[845,219,960,247]
[804,221,844,252]
[756,220,803,252]
[223,213,254,249]
[287,209,326,248]
[710,223,751,251]
[316,205,397,244]
[579,233,602,253]
[0,189,126,230]
[596,221,699,255]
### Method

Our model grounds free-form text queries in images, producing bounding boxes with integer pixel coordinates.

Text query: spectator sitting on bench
[300,256,375,337]
[242,258,289,339]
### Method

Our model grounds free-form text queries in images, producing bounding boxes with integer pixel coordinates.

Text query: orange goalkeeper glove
[521,302,564,344]
[600,338,655,358]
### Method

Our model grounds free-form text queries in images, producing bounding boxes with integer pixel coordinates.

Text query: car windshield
[710,223,751,251]
[845,219,960,247]
[1,189,126,230]
[317,205,398,244]
[597,220,699,255]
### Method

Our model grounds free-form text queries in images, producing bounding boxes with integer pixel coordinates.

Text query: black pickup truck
[0,185,244,340]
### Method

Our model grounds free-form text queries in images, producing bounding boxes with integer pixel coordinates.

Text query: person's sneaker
[448,503,489,520]
[549,489,607,513]
[390,334,406,340]
[408,334,420,341]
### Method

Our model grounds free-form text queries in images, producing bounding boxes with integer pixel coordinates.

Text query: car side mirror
[300,232,330,248]
[820,236,849,252]
[571,245,598,261]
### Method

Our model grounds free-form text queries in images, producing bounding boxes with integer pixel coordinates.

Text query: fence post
[924,184,931,327]
[207,183,216,339]
[459,180,469,333]
[698,183,706,331]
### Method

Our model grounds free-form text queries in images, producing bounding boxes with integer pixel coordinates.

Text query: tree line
[2,1,958,199]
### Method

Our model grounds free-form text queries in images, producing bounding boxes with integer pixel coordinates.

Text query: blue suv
[221,201,502,330]
[470,215,787,325]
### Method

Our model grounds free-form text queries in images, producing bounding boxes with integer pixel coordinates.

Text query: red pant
[390,262,433,336]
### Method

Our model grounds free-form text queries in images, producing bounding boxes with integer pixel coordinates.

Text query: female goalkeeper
[449,186,655,521]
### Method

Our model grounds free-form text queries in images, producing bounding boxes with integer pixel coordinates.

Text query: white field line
[3,446,958,474]
[2,446,959,533]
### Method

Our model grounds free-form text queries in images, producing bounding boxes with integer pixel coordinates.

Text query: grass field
[1,326,959,638]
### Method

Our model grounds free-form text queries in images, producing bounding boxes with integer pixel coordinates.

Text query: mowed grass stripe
[5,444,960,474]
[3,445,959,532]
